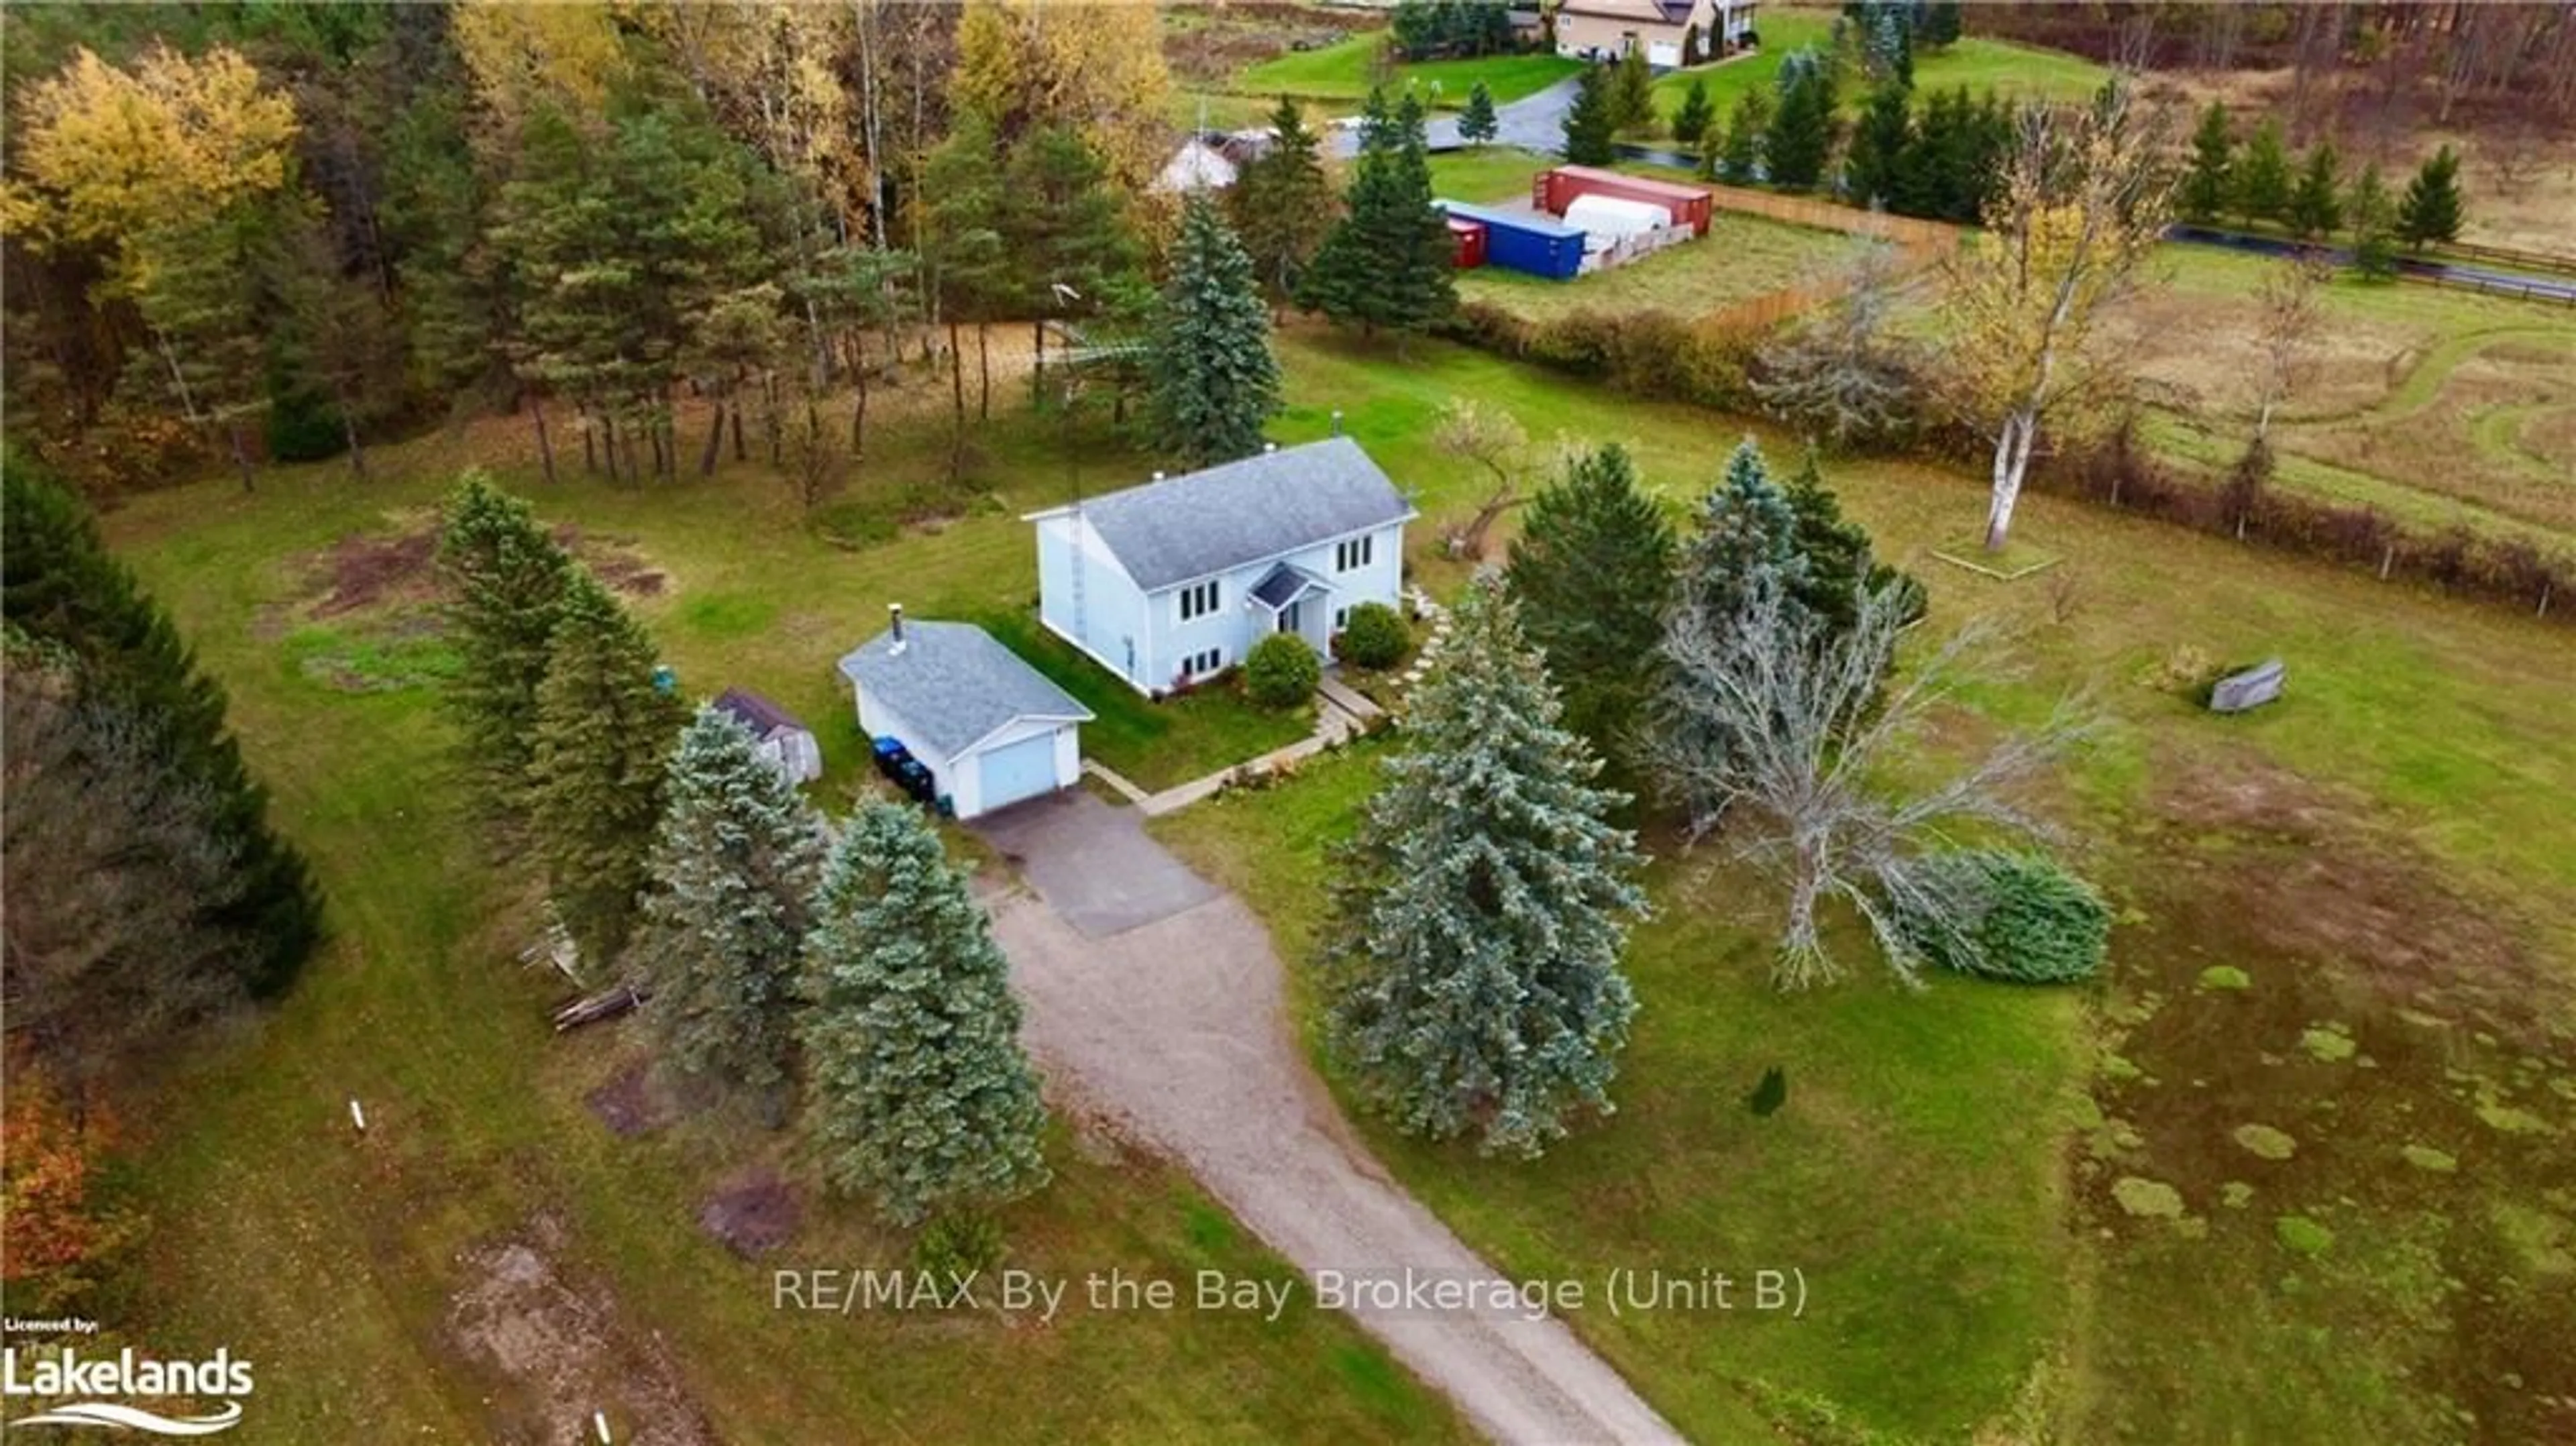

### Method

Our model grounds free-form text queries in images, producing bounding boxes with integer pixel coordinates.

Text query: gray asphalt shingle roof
[837,621,1093,759]
[1069,437,1413,592]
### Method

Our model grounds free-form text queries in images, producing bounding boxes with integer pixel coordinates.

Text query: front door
[1280,599,1303,636]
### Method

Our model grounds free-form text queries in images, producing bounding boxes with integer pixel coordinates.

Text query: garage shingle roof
[837,621,1093,759]
[1072,437,1413,592]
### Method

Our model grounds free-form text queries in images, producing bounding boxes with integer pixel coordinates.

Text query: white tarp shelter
[1564,192,1674,244]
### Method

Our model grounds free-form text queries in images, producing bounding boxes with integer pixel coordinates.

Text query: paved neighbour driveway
[984,793,1684,1446]
[1326,74,1582,160]
[972,791,1216,938]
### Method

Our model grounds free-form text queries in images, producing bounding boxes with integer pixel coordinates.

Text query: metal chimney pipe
[1330,409,1344,436]
[889,603,906,655]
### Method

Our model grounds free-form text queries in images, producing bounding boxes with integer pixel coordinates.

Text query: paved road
[980,791,1685,1446]
[2166,223,2576,302]
[1327,74,1582,161]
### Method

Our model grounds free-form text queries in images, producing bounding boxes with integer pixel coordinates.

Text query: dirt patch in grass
[698,1169,802,1258]
[2072,750,2575,1443]
[584,1059,672,1139]
[446,1215,716,1446]
[294,517,667,622]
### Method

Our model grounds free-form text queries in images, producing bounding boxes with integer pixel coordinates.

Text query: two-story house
[1556,0,1760,66]
[1025,437,1415,697]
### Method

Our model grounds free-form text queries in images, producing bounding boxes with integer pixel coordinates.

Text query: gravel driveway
[985,805,1684,1446]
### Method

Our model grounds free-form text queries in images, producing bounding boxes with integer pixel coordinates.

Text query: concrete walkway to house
[1085,680,1387,819]
[977,792,1685,1446]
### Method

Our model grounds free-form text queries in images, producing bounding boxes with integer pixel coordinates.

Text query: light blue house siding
[1034,514,1157,686]
[1027,439,1415,697]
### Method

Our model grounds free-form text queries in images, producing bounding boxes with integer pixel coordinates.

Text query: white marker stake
[349,1099,367,1133]
[594,1410,612,1443]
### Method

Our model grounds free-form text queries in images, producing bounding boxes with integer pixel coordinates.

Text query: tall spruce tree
[1504,444,1678,771]
[1610,46,1657,133]
[1654,438,1811,818]
[437,471,574,821]
[1322,577,1647,1159]
[2347,162,2399,278]
[1677,437,1811,631]
[1560,64,1617,167]
[1673,78,1716,148]
[2178,101,2233,224]
[1716,89,1769,184]
[1295,89,1455,347]
[1921,0,1962,46]
[800,799,1050,1225]
[2397,144,2464,251]
[2286,143,2343,241]
[2,457,322,1003]
[1845,80,1913,209]
[529,571,687,964]
[1765,50,1839,191]
[1782,450,1920,638]
[629,706,826,1115]
[2234,118,2292,228]
[1147,195,1282,467]
[1229,97,1337,304]
[1459,79,1499,146]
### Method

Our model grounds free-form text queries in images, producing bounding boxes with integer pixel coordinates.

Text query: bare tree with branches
[1753,236,1921,453]
[1432,398,1532,560]
[1651,576,2090,990]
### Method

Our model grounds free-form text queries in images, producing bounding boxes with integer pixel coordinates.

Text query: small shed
[836,609,1094,820]
[1446,215,1489,269]
[1564,192,1674,243]
[1535,165,1715,235]
[1435,200,1585,280]
[712,687,823,785]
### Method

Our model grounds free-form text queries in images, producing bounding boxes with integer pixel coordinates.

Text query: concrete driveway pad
[971,790,1217,938]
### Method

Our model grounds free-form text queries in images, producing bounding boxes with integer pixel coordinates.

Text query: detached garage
[837,609,1093,820]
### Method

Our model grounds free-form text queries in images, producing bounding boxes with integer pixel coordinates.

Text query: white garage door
[977,731,1061,815]
[1648,41,1680,67]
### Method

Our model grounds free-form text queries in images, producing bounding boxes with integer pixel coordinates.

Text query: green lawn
[970,607,1312,792]
[1166,328,2576,1443]
[1640,12,2111,135]
[100,404,1469,1443]
[1458,211,1851,322]
[1235,36,1579,110]
[1428,144,1552,203]
[93,315,2576,1443]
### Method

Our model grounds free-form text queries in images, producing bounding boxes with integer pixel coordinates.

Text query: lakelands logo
[2,1347,252,1435]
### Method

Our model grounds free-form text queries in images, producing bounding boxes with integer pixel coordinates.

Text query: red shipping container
[1534,165,1714,237]
[1447,216,1488,269]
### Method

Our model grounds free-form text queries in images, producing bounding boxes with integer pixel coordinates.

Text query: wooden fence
[1694,186,1962,336]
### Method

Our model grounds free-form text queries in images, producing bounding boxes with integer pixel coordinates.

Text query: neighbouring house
[1153,129,1275,194]
[711,686,823,785]
[1435,200,1587,279]
[1554,0,1758,66]
[1026,436,1414,697]
[837,608,1094,820]
[1536,164,1715,235]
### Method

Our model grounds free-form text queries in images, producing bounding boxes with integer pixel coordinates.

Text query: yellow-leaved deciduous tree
[11,44,301,491]
[450,0,630,141]
[9,44,298,269]
[1941,79,2176,553]
[951,0,1172,197]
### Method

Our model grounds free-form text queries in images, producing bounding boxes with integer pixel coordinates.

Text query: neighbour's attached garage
[837,610,1094,820]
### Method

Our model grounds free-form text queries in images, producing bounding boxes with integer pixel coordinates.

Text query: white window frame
[1185,647,1224,677]
[1178,580,1220,621]
[1335,534,1374,573]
